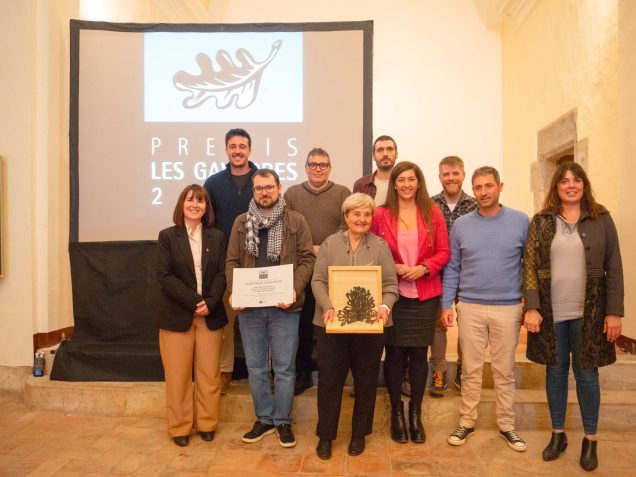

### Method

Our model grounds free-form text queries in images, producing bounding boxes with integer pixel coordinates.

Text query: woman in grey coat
[311,193,398,460]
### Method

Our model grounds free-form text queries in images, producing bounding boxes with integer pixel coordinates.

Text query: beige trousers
[220,289,236,373]
[159,316,223,437]
[457,301,523,431]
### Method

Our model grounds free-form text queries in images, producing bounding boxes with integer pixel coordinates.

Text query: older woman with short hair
[311,193,398,460]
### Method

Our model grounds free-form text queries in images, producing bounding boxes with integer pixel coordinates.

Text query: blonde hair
[342,192,375,217]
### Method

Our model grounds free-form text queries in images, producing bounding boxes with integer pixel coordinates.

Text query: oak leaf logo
[173,40,282,110]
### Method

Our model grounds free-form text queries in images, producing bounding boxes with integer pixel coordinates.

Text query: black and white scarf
[245,196,286,261]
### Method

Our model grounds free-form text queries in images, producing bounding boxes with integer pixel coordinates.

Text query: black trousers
[385,345,429,407]
[296,284,316,373]
[315,325,385,440]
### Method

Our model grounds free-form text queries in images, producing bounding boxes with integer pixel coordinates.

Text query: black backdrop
[51,242,165,381]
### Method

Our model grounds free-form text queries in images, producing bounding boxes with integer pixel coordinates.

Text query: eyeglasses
[306,162,330,171]
[253,185,277,193]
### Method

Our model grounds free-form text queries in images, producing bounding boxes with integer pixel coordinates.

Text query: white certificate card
[231,264,294,308]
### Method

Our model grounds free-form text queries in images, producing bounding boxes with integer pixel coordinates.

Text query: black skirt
[385,295,440,347]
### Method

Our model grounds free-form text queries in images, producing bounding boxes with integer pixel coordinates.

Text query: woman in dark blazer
[156,184,228,447]
[523,163,623,471]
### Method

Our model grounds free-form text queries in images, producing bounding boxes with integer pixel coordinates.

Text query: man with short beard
[429,156,477,397]
[442,166,529,452]
[353,135,398,206]
[226,169,315,448]
[204,128,259,394]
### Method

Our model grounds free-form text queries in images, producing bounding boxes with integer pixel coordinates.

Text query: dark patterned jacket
[523,210,624,368]
[431,190,477,234]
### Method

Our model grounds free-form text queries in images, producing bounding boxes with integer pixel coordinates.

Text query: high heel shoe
[580,437,598,471]
[542,432,567,461]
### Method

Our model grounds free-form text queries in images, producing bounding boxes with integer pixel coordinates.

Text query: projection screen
[70,20,373,242]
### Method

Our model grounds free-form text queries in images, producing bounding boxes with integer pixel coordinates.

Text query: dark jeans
[546,318,600,435]
[385,345,429,407]
[315,325,385,440]
[296,284,315,374]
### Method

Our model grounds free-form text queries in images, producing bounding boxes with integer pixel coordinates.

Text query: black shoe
[348,436,365,456]
[542,432,567,461]
[294,371,313,396]
[499,430,527,452]
[390,402,408,443]
[580,437,598,471]
[276,424,297,448]
[242,420,276,443]
[200,431,215,441]
[172,435,189,447]
[447,425,474,446]
[316,439,332,460]
[454,365,462,391]
[408,402,426,444]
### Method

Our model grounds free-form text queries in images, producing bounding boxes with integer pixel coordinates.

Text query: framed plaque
[326,266,383,333]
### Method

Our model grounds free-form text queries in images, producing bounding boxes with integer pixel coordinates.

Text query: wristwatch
[379,303,391,312]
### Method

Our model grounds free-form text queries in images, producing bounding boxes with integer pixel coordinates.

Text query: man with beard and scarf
[204,128,259,395]
[353,135,398,206]
[226,169,315,448]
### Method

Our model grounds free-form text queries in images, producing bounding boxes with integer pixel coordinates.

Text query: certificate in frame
[327,266,383,333]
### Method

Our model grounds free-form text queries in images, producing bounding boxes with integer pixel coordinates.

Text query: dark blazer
[156,225,228,332]
[523,210,624,368]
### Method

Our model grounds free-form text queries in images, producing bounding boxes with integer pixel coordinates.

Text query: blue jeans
[546,318,600,435]
[238,307,299,426]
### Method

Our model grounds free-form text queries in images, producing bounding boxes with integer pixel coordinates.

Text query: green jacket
[523,210,624,368]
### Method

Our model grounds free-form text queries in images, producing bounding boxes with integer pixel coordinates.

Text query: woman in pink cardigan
[371,161,450,444]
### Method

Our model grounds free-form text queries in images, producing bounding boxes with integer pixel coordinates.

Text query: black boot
[390,401,408,443]
[408,401,425,444]
[542,432,567,461]
[580,437,598,471]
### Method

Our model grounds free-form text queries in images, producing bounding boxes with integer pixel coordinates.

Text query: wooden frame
[326,266,383,333]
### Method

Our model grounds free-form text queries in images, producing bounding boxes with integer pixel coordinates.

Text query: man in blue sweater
[204,128,259,394]
[441,166,529,452]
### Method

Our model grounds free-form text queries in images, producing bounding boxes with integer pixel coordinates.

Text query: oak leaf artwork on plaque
[337,286,377,326]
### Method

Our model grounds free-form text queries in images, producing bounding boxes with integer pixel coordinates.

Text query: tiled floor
[1,391,634,476]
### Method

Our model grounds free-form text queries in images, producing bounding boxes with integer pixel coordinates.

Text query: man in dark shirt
[430,156,477,397]
[352,135,398,206]
[203,128,258,394]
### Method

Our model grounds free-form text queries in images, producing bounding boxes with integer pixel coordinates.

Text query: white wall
[0,0,501,368]
[0,0,38,367]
